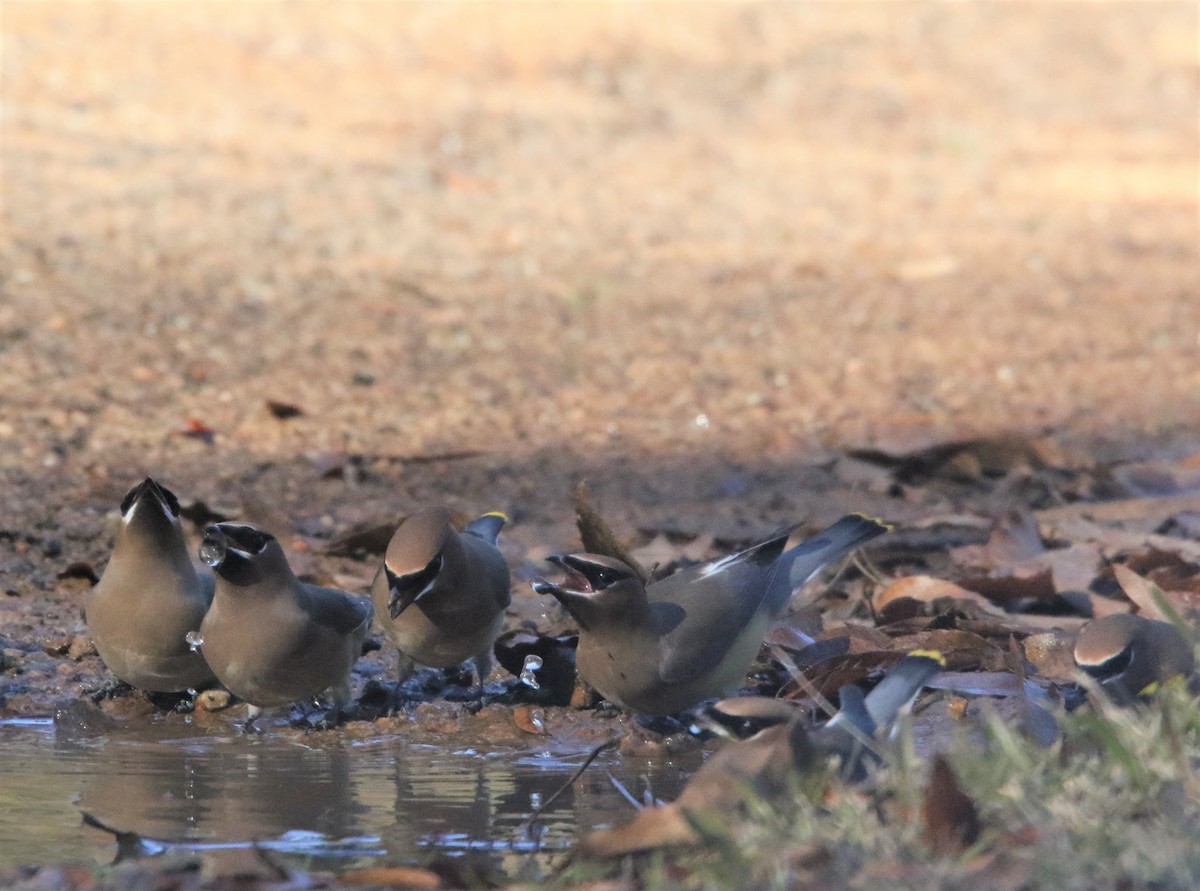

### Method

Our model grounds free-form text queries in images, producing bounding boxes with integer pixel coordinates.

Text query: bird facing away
[85,477,216,693]
[196,522,372,720]
[370,508,511,685]
[580,652,943,857]
[533,514,890,716]
[1074,613,1195,705]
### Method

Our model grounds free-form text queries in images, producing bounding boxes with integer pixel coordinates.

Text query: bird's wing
[652,555,781,685]
[461,535,513,610]
[306,587,374,636]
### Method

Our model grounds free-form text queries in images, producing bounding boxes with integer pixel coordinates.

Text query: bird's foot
[83,678,134,703]
[144,689,195,713]
[288,700,343,730]
[633,714,691,737]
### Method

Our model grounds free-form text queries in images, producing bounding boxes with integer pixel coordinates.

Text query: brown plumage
[1074,613,1194,704]
[370,508,511,684]
[197,522,372,718]
[85,478,216,693]
[534,514,889,715]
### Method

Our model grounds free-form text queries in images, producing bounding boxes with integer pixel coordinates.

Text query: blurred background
[2,2,1197,539]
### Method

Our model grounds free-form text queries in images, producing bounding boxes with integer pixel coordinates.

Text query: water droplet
[519,654,544,689]
[185,631,203,651]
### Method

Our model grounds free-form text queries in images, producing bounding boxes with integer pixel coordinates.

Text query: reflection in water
[0,719,697,877]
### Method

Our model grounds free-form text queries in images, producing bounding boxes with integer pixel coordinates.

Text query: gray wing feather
[657,515,888,684]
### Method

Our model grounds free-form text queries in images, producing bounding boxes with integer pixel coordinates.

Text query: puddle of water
[0,718,697,878]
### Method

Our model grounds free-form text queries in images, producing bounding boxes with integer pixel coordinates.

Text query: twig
[518,737,620,832]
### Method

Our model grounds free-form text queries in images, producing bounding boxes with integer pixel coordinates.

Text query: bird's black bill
[200,523,275,569]
[387,553,443,619]
[120,477,181,520]
[551,554,638,592]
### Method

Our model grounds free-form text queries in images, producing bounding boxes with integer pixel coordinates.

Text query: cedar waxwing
[84,478,216,693]
[580,652,942,856]
[1074,613,1195,704]
[370,508,511,685]
[532,514,889,715]
[702,650,945,779]
[196,522,372,720]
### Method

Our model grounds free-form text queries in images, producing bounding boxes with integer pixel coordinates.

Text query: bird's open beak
[535,555,596,595]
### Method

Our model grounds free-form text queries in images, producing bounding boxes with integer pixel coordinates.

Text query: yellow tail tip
[852,511,895,533]
[482,511,509,522]
[908,649,947,667]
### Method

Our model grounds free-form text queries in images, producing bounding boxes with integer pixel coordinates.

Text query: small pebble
[41,636,71,657]
[195,689,232,712]
[67,634,95,661]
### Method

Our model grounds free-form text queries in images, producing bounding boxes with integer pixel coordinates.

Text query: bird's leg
[330,680,352,723]
[396,653,416,684]
[470,652,494,695]
[242,704,264,734]
[388,653,417,709]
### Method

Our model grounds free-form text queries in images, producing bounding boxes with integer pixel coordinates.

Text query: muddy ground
[0,2,1198,885]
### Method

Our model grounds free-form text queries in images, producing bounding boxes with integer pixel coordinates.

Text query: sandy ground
[0,3,1198,706]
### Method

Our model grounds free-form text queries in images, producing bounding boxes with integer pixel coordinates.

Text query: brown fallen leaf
[922,754,981,856]
[781,650,903,701]
[1036,492,1200,526]
[958,614,1089,636]
[573,481,650,583]
[1117,548,1200,608]
[324,520,403,557]
[765,625,819,653]
[1034,542,1104,594]
[875,576,995,611]
[888,629,1004,672]
[957,568,1058,608]
[1112,564,1170,620]
[339,866,442,888]
[821,622,896,652]
[1038,515,1200,563]
[847,434,1047,485]
[950,510,1045,570]
[768,635,850,670]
